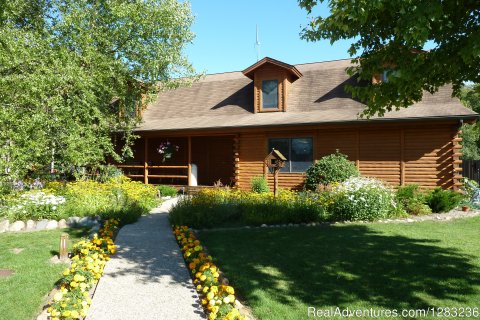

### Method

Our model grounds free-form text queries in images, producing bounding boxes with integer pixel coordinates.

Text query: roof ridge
[200,57,355,78]
[293,57,353,67]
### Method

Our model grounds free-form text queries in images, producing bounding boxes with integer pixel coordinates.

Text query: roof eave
[133,114,478,133]
[242,57,303,80]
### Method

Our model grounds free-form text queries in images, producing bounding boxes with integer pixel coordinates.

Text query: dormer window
[381,68,398,83]
[262,80,279,109]
[242,57,303,113]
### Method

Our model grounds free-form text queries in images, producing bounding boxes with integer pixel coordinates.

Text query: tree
[0,0,195,180]
[459,84,480,159]
[298,0,480,117]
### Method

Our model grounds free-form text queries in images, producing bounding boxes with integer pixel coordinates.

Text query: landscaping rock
[36,219,49,230]
[25,220,36,231]
[89,222,101,237]
[0,220,9,233]
[45,220,58,230]
[58,219,67,229]
[9,221,25,232]
[406,218,414,223]
[261,224,267,227]
[78,217,94,227]
[67,216,80,227]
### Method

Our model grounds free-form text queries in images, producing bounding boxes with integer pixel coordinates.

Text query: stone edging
[0,216,101,234]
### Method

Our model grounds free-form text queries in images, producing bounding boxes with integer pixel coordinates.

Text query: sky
[184,0,355,75]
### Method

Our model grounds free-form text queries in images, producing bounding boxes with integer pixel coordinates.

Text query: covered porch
[116,134,239,187]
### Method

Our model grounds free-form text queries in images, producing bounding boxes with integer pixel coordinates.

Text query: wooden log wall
[237,122,461,191]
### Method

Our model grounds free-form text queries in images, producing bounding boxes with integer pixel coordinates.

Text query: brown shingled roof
[135,58,477,132]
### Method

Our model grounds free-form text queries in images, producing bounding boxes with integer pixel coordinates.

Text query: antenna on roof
[255,24,261,61]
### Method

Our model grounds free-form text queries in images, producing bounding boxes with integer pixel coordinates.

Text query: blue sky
[184,0,354,74]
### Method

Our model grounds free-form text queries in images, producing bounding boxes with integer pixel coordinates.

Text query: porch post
[188,136,192,186]
[144,137,149,184]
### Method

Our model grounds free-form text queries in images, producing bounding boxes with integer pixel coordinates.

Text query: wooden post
[59,234,69,261]
[233,135,240,188]
[355,129,360,169]
[273,169,279,198]
[400,129,405,186]
[144,137,149,184]
[452,129,463,191]
[187,136,192,186]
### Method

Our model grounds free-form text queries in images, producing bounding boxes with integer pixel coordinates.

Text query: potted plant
[157,141,179,162]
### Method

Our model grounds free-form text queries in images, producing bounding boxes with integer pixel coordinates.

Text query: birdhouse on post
[264,148,287,197]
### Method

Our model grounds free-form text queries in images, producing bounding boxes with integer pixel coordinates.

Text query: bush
[426,188,463,213]
[0,177,159,224]
[396,184,431,215]
[330,177,398,221]
[169,189,328,228]
[251,176,270,193]
[157,185,178,197]
[304,151,359,191]
[1,191,66,220]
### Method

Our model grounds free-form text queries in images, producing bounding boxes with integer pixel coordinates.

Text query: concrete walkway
[87,198,205,320]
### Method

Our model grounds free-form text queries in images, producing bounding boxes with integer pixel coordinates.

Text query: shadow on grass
[199,224,480,311]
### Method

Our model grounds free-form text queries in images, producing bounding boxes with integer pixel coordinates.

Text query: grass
[199,217,480,320]
[0,228,90,320]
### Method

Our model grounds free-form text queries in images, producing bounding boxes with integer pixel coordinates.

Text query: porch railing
[115,164,190,185]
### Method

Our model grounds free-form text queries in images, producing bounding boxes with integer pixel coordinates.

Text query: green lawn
[0,228,89,320]
[199,217,480,320]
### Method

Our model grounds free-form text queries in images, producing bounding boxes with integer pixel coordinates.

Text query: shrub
[157,185,178,197]
[304,151,359,191]
[2,191,66,220]
[169,198,241,229]
[406,202,432,215]
[73,164,123,182]
[169,188,328,228]
[426,188,463,213]
[1,177,159,223]
[330,177,398,221]
[251,176,270,193]
[396,184,431,215]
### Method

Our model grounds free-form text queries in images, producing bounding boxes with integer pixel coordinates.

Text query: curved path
[87,198,205,320]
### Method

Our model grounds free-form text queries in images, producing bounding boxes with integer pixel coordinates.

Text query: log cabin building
[118,57,477,190]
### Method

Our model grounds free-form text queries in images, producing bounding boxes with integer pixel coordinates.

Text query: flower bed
[173,225,245,320]
[170,188,329,228]
[47,218,119,320]
[0,177,159,223]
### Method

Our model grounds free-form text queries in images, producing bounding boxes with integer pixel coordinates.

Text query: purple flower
[13,180,25,191]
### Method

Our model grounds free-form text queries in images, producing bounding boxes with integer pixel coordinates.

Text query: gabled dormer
[242,57,302,113]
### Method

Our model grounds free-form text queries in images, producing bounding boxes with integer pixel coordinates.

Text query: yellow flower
[63,269,70,276]
[53,292,63,302]
[70,281,78,288]
[73,274,85,282]
[225,286,235,295]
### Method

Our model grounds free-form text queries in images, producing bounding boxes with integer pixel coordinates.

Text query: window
[262,80,278,109]
[381,68,398,83]
[268,137,313,172]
